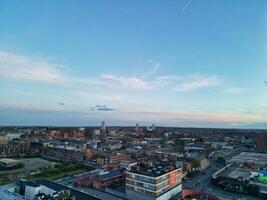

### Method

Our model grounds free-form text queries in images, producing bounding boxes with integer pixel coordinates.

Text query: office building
[126,161,182,200]
[101,121,106,131]
[135,124,139,132]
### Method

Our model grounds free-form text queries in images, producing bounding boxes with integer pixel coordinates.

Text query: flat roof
[0,158,18,164]
[98,170,123,181]
[35,179,101,200]
[230,152,267,165]
[129,161,181,177]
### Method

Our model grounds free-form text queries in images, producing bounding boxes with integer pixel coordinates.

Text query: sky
[0,0,267,128]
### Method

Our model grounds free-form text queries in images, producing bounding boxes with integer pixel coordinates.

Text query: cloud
[14,90,35,96]
[145,60,160,78]
[0,51,67,84]
[89,105,115,111]
[222,87,246,94]
[0,50,105,87]
[77,91,123,101]
[101,74,160,90]
[173,74,223,92]
[0,51,224,95]
[131,110,267,124]
[182,0,192,12]
[101,73,223,92]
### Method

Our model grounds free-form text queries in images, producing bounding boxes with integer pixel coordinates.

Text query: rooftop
[129,161,181,177]
[35,179,101,200]
[97,170,123,181]
[230,152,267,165]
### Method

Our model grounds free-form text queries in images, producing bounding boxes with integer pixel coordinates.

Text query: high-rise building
[152,124,156,131]
[256,133,267,152]
[135,123,139,132]
[126,162,182,200]
[101,121,106,131]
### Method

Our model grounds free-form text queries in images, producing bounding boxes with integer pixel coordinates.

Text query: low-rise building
[92,170,124,189]
[212,152,267,199]
[0,142,30,157]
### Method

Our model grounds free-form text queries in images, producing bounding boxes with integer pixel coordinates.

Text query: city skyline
[0,0,267,128]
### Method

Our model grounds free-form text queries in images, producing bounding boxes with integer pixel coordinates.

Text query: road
[183,159,259,200]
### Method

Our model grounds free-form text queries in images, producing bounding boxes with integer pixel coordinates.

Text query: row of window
[126,184,172,197]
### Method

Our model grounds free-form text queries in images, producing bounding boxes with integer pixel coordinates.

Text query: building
[44,145,85,161]
[93,129,100,136]
[182,189,220,200]
[92,170,124,189]
[256,133,267,152]
[24,181,56,200]
[101,121,106,131]
[0,134,8,145]
[212,152,267,199]
[135,124,139,132]
[126,161,182,200]
[0,142,30,157]
[18,179,101,200]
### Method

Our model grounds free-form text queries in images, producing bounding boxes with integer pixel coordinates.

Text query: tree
[192,158,201,168]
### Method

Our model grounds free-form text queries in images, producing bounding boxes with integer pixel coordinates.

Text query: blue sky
[0,0,266,128]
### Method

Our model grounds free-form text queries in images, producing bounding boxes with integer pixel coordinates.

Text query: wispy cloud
[0,51,224,94]
[101,74,161,90]
[173,74,222,92]
[182,0,192,12]
[89,105,115,111]
[0,51,67,84]
[0,50,104,87]
[14,90,35,96]
[145,60,160,78]
[101,73,223,92]
[77,91,123,101]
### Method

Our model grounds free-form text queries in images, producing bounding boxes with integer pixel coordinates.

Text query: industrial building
[212,152,267,199]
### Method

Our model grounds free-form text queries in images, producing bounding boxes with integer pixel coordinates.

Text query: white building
[126,162,182,200]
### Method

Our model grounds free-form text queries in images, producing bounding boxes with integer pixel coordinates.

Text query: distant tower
[152,124,156,131]
[101,121,106,131]
[135,123,139,132]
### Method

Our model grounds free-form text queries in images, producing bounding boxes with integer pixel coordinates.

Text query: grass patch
[30,162,94,180]
[0,177,13,185]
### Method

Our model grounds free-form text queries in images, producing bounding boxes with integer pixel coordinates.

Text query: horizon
[0,124,267,131]
[0,0,267,128]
